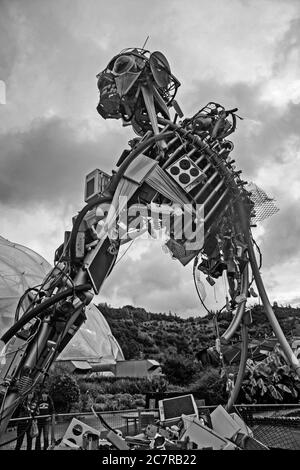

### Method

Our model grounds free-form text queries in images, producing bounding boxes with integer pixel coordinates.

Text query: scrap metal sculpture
[0,47,299,434]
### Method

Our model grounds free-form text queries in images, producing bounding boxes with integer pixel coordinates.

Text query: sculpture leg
[225,313,250,412]
[237,200,300,377]
[246,232,300,377]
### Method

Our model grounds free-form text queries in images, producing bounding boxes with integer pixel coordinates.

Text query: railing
[1,404,300,450]
[0,408,159,450]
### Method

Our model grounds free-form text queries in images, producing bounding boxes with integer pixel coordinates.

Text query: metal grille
[246,182,279,223]
[236,404,300,450]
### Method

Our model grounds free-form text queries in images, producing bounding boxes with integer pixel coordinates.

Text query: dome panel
[0,236,51,334]
[0,236,124,363]
[57,303,124,363]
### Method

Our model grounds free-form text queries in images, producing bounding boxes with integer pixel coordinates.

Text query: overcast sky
[0,0,300,317]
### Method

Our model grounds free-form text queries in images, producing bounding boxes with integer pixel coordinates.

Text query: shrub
[189,367,228,405]
[240,347,300,404]
[48,373,80,413]
[162,355,197,385]
[132,394,146,408]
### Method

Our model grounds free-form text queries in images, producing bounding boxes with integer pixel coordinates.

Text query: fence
[234,403,300,450]
[0,408,159,450]
[1,404,300,450]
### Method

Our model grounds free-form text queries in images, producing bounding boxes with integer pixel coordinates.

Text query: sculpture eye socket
[112,55,136,75]
[149,51,171,88]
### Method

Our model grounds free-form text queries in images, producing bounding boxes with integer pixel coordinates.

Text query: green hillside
[98,302,300,363]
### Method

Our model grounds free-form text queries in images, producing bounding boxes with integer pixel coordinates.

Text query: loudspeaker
[62,418,100,448]
[166,156,206,192]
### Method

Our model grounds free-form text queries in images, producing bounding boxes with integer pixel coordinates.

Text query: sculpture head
[96,48,180,135]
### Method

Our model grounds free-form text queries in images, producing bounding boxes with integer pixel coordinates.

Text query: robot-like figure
[0,48,299,434]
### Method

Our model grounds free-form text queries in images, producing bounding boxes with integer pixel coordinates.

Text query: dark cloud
[180,72,300,287]
[0,116,127,209]
[0,0,299,314]
[259,201,300,268]
[182,78,300,177]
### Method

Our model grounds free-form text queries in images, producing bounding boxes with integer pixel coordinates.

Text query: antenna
[142,35,150,49]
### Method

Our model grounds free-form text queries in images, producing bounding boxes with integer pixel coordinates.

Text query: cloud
[0,0,300,315]
[100,239,206,316]
[0,116,127,208]
[257,201,300,268]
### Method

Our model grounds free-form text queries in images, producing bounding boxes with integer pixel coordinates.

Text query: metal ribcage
[163,134,233,235]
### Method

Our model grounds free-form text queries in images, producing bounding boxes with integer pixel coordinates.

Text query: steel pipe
[222,264,249,342]
[238,200,300,377]
[225,316,249,412]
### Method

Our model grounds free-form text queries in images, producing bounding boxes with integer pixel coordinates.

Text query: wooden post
[137,409,142,434]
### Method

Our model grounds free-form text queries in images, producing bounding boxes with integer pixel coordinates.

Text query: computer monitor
[158,394,198,424]
[84,169,111,202]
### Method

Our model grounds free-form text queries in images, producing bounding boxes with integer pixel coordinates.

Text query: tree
[163,355,197,385]
[49,373,81,412]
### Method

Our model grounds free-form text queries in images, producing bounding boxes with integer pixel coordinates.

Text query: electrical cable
[248,236,262,289]
[69,131,174,265]
[193,255,211,316]
[107,131,174,194]
[252,237,262,270]
[91,405,115,434]
[15,285,42,323]
[1,283,91,344]
[0,318,42,364]
[69,132,175,266]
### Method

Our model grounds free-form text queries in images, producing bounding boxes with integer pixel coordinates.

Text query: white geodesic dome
[0,236,51,334]
[57,303,124,363]
[0,236,124,363]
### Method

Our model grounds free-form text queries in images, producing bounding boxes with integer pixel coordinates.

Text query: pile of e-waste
[52,395,268,451]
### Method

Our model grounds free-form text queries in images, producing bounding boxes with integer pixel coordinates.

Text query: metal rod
[194,154,205,165]
[162,143,186,169]
[166,135,179,149]
[203,179,225,208]
[194,171,218,200]
[201,162,212,174]
[238,200,300,377]
[187,148,197,158]
[204,188,230,223]
[225,317,249,412]
[222,264,249,342]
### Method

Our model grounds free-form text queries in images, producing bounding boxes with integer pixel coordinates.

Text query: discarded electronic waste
[51,395,268,451]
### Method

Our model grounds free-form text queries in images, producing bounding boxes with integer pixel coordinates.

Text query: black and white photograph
[0,0,300,456]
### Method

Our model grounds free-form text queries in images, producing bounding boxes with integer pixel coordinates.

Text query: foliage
[91,393,146,412]
[98,303,216,362]
[48,372,81,413]
[76,374,169,411]
[162,355,197,385]
[188,367,228,405]
[240,345,300,404]
[45,302,300,413]
[76,375,168,411]
[98,302,300,365]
